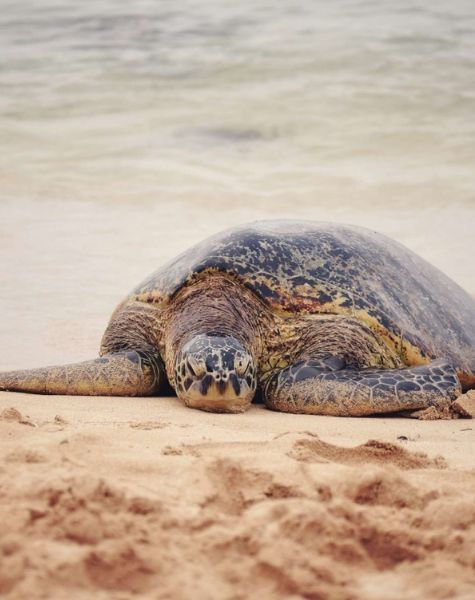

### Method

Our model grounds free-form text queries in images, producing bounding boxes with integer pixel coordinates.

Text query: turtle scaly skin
[1,221,474,417]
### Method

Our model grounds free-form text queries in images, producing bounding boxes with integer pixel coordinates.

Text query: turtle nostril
[214,370,230,382]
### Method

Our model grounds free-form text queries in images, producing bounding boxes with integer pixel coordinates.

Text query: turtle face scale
[174,334,257,413]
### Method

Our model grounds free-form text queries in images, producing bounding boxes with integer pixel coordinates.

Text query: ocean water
[0,0,474,368]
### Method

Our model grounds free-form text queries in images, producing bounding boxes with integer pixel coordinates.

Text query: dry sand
[1,392,474,599]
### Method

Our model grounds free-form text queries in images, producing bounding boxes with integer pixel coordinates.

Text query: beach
[1,201,475,599]
[1,393,475,599]
[1,1,475,597]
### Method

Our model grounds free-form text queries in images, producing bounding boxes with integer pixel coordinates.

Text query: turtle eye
[235,355,251,376]
[186,355,206,377]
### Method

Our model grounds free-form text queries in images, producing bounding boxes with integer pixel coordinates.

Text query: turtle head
[174,334,257,413]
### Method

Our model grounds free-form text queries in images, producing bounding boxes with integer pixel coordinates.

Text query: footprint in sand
[0,407,36,427]
[286,435,446,469]
[199,457,304,517]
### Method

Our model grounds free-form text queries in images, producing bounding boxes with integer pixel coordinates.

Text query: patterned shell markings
[132,221,475,374]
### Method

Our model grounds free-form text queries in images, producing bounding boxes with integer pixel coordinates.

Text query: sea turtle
[1,220,474,417]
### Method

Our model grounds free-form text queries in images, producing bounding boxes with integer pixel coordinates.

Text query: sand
[0,202,474,599]
[1,392,474,600]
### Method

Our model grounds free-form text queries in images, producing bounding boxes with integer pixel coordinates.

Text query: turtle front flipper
[264,358,462,417]
[0,350,164,396]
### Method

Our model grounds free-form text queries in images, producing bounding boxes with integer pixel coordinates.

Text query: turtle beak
[181,370,254,413]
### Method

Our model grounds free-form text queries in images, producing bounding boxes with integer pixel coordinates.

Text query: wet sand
[1,392,474,599]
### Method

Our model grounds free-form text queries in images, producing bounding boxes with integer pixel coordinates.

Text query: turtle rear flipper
[0,350,164,396]
[264,359,461,416]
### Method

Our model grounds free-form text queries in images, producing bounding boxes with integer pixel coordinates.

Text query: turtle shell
[132,220,475,374]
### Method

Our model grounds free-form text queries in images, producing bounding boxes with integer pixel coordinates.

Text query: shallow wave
[0,0,474,208]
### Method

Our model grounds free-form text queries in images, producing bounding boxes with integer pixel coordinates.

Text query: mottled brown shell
[131,220,475,375]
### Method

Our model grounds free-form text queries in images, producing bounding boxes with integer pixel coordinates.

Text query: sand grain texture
[0,394,474,600]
